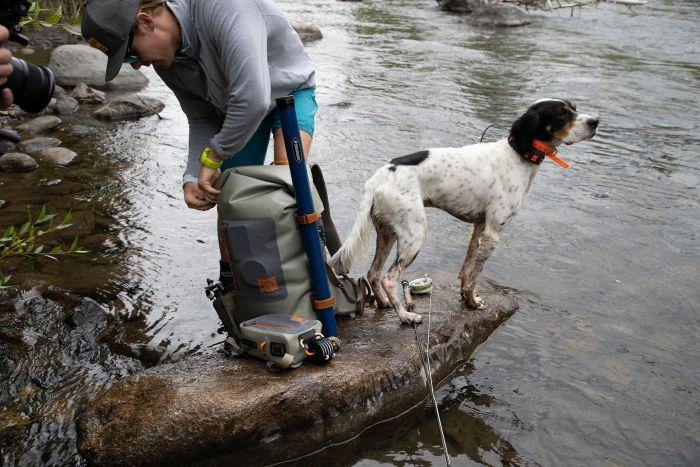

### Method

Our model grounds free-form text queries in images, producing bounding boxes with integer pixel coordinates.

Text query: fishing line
[405,281,450,466]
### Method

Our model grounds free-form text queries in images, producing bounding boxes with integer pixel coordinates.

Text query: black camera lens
[3,57,55,114]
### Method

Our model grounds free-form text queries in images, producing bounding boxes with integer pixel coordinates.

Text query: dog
[330,98,599,324]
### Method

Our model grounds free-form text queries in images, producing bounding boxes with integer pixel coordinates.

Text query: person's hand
[198,149,223,202]
[0,26,14,109]
[184,181,216,211]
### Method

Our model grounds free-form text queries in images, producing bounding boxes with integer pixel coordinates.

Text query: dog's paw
[399,311,423,325]
[461,291,485,309]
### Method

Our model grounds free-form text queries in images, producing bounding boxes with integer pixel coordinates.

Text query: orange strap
[295,212,319,225]
[532,140,569,169]
[312,296,336,310]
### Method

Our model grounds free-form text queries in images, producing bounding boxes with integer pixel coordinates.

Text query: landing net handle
[275,96,338,338]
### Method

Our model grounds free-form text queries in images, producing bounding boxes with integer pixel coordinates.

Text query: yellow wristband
[199,147,223,169]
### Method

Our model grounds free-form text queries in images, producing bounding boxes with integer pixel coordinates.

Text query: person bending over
[82,0,317,287]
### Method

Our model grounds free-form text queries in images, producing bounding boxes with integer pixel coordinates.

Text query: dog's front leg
[461,224,499,309]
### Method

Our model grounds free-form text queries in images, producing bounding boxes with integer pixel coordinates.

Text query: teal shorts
[221,88,317,170]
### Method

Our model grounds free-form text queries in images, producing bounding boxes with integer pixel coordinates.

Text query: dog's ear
[510,110,539,154]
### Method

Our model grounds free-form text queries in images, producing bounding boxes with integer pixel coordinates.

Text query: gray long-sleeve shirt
[156,0,315,185]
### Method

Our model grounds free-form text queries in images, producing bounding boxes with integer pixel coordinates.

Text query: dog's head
[509,99,599,154]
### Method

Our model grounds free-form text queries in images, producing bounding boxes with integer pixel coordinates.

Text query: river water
[1,0,699,464]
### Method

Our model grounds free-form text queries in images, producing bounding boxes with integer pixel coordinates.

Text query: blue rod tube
[275,96,338,338]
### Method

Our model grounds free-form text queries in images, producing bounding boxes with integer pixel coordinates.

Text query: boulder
[18,136,62,154]
[49,44,149,90]
[77,271,518,465]
[469,4,531,27]
[291,21,323,43]
[0,152,38,172]
[36,147,77,165]
[70,83,107,104]
[16,116,62,134]
[49,94,80,115]
[94,94,165,121]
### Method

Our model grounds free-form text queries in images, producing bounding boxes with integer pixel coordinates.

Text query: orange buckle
[312,296,336,310]
[295,212,319,225]
[258,341,267,354]
[257,276,279,294]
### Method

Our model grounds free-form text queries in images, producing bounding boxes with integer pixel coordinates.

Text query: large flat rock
[77,270,517,465]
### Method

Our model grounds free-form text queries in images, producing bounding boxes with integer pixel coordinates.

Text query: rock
[291,21,323,43]
[0,140,15,155]
[437,0,481,13]
[36,147,77,165]
[70,83,107,104]
[18,136,62,154]
[63,125,99,137]
[16,116,62,134]
[53,85,67,97]
[0,152,38,172]
[469,4,531,27]
[94,94,165,121]
[0,200,5,209]
[49,44,149,90]
[50,94,80,115]
[77,271,518,465]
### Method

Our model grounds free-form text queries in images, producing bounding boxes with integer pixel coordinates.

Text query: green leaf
[35,214,56,225]
[2,226,13,238]
[19,222,30,236]
[55,223,73,230]
[69,237,78,252]
[46,6,63,24]
[50,245,62,254]
[34,245,44,254]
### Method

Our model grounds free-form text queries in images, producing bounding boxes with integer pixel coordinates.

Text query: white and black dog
[330,99,599,324]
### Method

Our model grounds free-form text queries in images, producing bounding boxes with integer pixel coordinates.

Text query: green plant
[19,1,64,30]
[0,205,89,289]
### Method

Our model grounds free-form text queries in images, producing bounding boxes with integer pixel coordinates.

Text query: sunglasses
[123,29,141,64]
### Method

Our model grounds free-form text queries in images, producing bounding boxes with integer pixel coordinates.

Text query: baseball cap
[81,0,141,82]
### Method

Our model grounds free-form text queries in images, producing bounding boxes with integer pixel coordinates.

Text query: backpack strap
[311,164,343,256]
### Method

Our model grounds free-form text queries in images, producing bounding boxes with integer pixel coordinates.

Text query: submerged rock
[78,271,518,465]
[49,44,149,90]
[18,136,62,154]
[94,95,165,121]
[16,116,62,135]
[49,94,80,115]
[291,21,323,43]
[437,0,481,13]
[36,147,77,165]
[70,83,107,104]
[0,152,38,172]
[469,3,531,27]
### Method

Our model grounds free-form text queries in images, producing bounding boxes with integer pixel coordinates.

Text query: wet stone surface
[18,136,62,154]
[35,147,77,166]
[77,272,518,466]
[0,152,38,172]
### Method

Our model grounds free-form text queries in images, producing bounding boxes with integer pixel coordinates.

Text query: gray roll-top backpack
[206,164,371,371]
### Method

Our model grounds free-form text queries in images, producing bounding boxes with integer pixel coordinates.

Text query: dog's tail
[330,174,379,274]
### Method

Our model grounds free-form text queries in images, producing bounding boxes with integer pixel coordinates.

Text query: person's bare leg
[272,129,313,164]
[217,130,313,273]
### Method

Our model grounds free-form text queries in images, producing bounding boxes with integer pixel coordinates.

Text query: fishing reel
[300,333,340,364]
[0,0,56,142]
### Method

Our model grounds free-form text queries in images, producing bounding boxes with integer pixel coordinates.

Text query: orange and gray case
[237,314,323,370]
